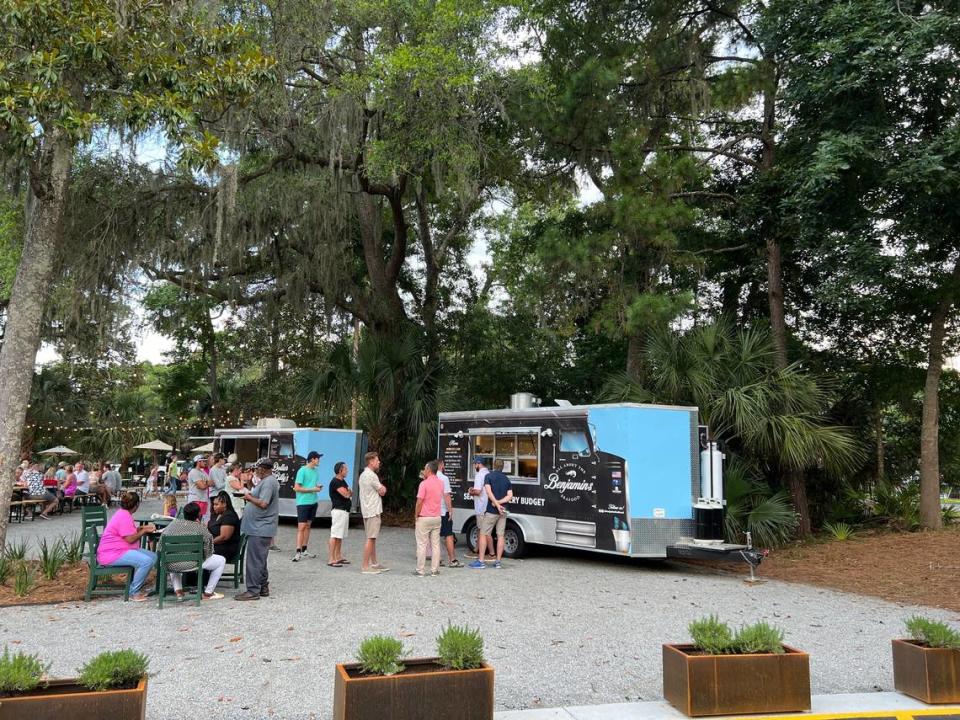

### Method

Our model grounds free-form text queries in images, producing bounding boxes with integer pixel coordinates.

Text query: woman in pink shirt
[96,492,157,601]
[62,465,78,497]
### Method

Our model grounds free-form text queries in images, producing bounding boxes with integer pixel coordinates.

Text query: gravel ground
[2,500,957,720]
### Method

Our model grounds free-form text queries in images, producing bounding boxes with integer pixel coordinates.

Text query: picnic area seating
[220,534,248,589]
[81,505,107,553]
[84,526,134,602]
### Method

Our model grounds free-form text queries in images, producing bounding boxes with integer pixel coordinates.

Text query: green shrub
[823,521,855,541]
[905,616,960,650]
[38,538,66,580]
[77,650,149,691]
[436,624,484,670]
[12,564,34,597]
[689,615,735,655]
[4,539,28,562]
[356,635,405,676]
[943,505,959,526]
[0,647,48,696]
[0,555,11,585]
[734,621,785,654]
[59,532,85,564]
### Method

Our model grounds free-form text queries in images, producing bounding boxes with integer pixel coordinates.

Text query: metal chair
[156,534,204,608]
[84,526,134,602]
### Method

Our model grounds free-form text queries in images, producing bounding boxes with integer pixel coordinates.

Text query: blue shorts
[296,503,318,523]
[440,515,454,538]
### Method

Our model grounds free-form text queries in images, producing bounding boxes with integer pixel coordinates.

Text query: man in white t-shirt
[187,455,213,519]
[468,457,490,562]
[75,462,91,496]
[358,451,388,574]
[436,459,462,567]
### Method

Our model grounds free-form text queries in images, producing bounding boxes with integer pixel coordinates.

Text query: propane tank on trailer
[694,441,726,543]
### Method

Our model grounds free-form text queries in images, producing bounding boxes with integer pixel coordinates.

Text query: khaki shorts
[330,509,350,539]
[363,514,382,539]
[478,512,505,537]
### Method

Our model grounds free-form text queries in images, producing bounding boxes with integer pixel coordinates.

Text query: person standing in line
[482,459,514,569]
[413,460,444,577]
[225,463,246,514]
[358,451,388,574]
[436,459,462,567]
[187,455,213,519]
[209,454,228,493]
[327,461,353,567]
[235,458,279,601]
[292,451,324,562]
[166,454,180,487]
[467,457,490,568]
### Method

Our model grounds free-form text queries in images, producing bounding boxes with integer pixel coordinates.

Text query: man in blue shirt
[477,459,513,569]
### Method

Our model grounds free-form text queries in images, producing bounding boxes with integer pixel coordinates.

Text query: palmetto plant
[604,321,859,544]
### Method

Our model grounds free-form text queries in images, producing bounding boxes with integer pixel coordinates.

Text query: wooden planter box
[333,657,494,720]
[663,643,810,717]
[0,677,147,720]
[892,638,960,703]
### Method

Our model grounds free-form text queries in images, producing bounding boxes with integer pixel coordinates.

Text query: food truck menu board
[440,434,467,497]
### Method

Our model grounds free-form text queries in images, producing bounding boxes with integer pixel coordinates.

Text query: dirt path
[757,525,960,612]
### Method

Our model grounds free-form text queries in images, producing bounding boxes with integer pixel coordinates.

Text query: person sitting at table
[160,501,225,601]
[23,462,58,519]
[208,492,241,562]
[96,491,157,602]
[163,492,178,518]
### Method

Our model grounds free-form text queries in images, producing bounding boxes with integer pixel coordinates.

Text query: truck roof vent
[256,417,297,429]
[510,392,541,410]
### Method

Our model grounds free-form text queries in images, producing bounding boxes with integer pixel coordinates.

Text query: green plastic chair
[156,534,204,608]
[220,534,247,589]
[84,526,134,602]
[81,505,107,553]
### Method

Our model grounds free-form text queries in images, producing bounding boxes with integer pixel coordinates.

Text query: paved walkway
[495,693,960,719]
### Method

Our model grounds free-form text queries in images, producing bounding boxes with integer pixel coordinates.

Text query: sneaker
[39,513,51,520]
[371,564,390,572]
[448,559,463,568]
[234,591,260,601]
[301,551,317,559]
[493,560,503,569]
[361,567,383,575]
[468,560,487,569]
[412,570,425,577]
[292,551,302,562]
[203,592,224,600]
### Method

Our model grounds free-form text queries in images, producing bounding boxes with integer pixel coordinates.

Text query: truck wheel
[502,521,526,559]
[464,518,479,553]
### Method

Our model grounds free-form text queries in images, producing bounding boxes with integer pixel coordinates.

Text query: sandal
[338,559,350,564]
[327,561,344,567]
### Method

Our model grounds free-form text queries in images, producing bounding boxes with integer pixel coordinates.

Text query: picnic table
[133,513,174,550]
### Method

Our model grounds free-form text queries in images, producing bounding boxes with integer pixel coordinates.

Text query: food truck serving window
[470,431,539,484]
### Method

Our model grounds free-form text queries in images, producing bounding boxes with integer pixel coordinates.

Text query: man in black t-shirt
[327,462,353,567]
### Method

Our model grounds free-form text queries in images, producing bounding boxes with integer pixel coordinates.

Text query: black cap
[255,458,274,469]
[306,451,323,461]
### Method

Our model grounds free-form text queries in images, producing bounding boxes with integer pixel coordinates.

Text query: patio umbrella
[134,440,175,470]
[192,441,215,453]
[39,445,78,455]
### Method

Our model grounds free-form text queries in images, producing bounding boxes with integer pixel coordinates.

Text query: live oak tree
[0,0,273,549]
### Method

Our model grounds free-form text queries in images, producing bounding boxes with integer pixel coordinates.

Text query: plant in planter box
[356,635,406,676]
[663,615,810,717]
[0,648,149,720]
[0,647,49,697]
[333,626,494,720]
[893,616,960,703]
[78,650,149,691]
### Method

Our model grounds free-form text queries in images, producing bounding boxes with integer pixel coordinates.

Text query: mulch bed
[0,562,128,607]
[755,524,960,612]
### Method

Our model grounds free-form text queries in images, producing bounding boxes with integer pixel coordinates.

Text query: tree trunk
[626,332,645,380]
[0,132,73,550]
[918,261,960,530]
[765,236,789,371]
[204,309,219,411]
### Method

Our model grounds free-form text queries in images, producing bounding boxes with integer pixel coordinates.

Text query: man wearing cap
[187,455,213,519]
[467,457,491,568]
[292,450,324,562]
[235,458,280,601]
